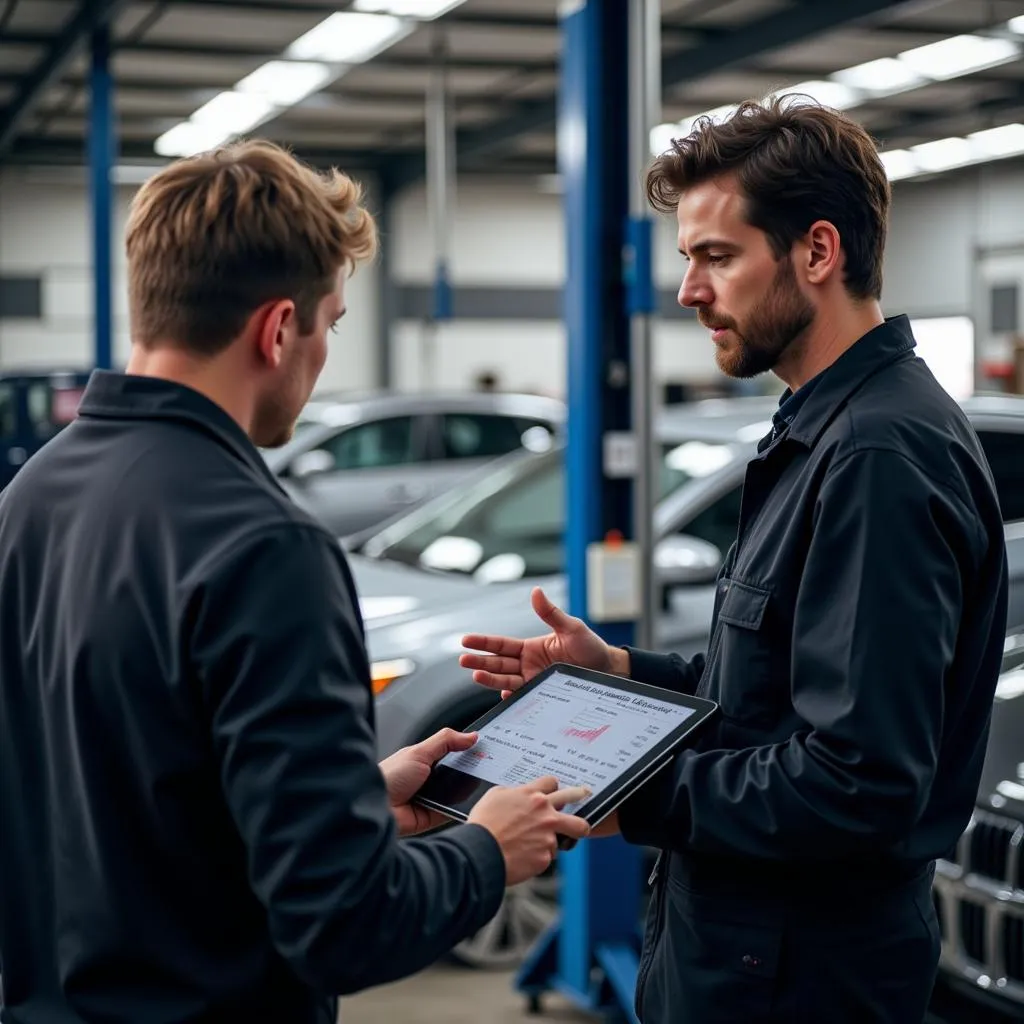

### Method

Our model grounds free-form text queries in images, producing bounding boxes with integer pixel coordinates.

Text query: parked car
[261,390,565,536]
[346,394,1024,987]
[930,621,1024,1022]
[0,369,90,490]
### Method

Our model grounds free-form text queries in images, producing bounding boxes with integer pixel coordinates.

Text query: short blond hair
[125,139,378,355]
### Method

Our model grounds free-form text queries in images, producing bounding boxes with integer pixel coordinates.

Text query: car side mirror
[289,448,334,480]
[654,534,723,608]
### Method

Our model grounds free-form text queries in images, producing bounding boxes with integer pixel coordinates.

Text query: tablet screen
[437,667,697,811]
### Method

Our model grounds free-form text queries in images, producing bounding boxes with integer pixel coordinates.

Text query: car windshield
[361,438,735,581]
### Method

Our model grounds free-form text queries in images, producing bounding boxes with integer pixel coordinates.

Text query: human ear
[254,299,296,370]
[802,220,842,286]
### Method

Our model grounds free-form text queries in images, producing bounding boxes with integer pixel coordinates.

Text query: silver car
[262,390,565,537]
[347,394,1024,971]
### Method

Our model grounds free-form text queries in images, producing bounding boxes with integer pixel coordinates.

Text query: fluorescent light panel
[832,57,924,95]
[286,11,410,63]
[353,0,466,17]
[236,60,333,106]
[898,34,1020,80]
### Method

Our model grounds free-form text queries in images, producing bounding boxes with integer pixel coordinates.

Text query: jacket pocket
[711,579,781,725]
[640,875,783,1023]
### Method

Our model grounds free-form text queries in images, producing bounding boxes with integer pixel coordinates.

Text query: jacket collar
[78,370,282,487]
[781,314,917,450]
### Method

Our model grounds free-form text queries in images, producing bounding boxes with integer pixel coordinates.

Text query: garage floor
[339,964,994,1024]
[340,964,596,1024]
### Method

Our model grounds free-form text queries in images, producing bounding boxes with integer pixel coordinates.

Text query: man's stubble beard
[704,256,815,380]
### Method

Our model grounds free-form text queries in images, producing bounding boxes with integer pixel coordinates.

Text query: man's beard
[699,256,815,379]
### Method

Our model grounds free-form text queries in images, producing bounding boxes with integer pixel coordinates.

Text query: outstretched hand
[460,586,628,698]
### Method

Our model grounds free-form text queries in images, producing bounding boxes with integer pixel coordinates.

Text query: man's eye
[709,254,730,266]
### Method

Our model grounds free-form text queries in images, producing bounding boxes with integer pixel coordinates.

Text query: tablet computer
[414,662,718,842]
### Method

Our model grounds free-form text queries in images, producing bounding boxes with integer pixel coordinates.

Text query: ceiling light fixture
[235,60,333,106]
[286,11,411,64]
[352,0,466,18]
[897,34,1020,80]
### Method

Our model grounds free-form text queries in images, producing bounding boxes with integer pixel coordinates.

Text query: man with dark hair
[460,96,1009,1023]
[0,140,591,1023]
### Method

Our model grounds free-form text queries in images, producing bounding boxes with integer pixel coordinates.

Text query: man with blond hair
[0,140,589,1024]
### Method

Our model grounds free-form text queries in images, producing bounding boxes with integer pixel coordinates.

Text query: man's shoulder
[828,357,978,463]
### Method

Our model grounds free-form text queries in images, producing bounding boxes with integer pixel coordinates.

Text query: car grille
[933,810,1024,1009]
[963,811,1023,887]
[1007,915,1024,984]
[959,900,987,962]
[968,814,1019,884]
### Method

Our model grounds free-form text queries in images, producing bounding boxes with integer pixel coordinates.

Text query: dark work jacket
[617,316,1009,1021]
[0,372,506,1024]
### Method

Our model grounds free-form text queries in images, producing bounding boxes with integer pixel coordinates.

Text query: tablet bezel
[413,661,719,830]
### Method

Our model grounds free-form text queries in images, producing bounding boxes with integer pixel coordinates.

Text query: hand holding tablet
[416,663,719,847]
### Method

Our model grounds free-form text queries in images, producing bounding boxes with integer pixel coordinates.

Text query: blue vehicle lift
[514,1,660,1020]
[89,24,115,371]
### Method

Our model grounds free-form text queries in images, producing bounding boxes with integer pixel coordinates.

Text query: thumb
[531,587,576,633]
[418,728,477,762]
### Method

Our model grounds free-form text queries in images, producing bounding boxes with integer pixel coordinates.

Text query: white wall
[4,159,1024,396]
[391,179,720,396]
[0,166,380,393]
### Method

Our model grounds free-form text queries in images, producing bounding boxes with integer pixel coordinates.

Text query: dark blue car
[0,370,91,490]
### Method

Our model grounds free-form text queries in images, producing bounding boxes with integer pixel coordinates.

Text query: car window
[977,429,1024,523]
[440,413,546,460]
[320,416,417,471]
[23,382,84,441]
[363,440,734,580]
[676,483,743,557]
[0,384,16,440]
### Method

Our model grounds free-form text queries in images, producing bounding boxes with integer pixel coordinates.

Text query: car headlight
[370,658,416,695]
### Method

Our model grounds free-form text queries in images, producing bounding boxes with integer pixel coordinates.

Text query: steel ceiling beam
[1,31,560,74]
[872,80,1024,147]
[0,0,132,157]
[0,72,441,106]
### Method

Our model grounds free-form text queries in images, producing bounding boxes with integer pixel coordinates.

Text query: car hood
[349,553,566,663]
[977,668,1024,820]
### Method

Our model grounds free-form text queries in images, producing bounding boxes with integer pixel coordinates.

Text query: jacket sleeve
[623,647,705,696]
[619,447,985,860]
[189,522,506,994]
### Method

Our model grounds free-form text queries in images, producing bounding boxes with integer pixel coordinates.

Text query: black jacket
[0,372,506,1024]
[618,317,1009,1017]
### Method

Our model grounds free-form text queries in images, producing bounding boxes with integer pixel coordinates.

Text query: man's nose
[678,266,712,309]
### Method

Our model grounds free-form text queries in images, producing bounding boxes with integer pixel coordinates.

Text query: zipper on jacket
[635,851,668,1022]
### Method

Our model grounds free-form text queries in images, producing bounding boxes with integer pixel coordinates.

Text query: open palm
[460,587,623,696]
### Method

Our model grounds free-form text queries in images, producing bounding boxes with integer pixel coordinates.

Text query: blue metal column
[89,25,115,370]
[514,2,643,1019]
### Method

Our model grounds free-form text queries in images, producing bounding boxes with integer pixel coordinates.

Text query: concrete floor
[340,964,599,1024]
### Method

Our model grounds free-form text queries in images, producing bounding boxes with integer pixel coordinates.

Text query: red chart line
[562,723,610,743]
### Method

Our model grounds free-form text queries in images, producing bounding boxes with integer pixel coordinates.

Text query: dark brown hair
[646,95,890,300]
[126,139,377,355]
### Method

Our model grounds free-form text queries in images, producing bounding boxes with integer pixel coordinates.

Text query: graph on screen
[440,669,695,804]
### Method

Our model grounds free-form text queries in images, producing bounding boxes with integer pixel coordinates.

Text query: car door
[974,423,1024,628]
[289,415,430,536]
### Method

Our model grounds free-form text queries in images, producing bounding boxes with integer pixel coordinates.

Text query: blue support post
[514,2,643,1019]
[88,25,115,370]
